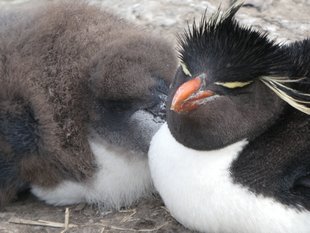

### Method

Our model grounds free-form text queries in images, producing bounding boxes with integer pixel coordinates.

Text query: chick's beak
[171,73,214,113]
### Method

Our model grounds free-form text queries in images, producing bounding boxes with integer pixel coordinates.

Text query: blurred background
[1,0,310,44]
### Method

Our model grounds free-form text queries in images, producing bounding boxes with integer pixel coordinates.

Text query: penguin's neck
[150,123,248,176]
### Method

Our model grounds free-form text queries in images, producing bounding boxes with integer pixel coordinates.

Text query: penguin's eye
[214,81,253,89]
[180,62,192,77]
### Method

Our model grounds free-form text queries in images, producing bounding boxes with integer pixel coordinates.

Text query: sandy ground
[0,0,309,232]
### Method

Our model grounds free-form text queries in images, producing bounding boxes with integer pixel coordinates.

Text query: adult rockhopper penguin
[0,1,177,209]
[149,3,310,233]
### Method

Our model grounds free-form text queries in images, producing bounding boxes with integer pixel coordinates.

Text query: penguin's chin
[167,95,239,150]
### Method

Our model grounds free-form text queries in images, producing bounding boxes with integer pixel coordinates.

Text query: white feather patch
[32,133,153,210]
[149,123,310,233]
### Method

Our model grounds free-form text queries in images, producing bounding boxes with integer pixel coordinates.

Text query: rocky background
[0,0,309,232]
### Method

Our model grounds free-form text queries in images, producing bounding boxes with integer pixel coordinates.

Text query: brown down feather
[0,0,177,204]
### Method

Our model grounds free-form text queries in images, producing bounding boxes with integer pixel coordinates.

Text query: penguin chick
[149,3,310,233]
[0,1,177,209]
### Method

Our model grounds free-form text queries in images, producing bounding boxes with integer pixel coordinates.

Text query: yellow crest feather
[215,81,253,88]
[180,62,192,77]
[260,76,310,115]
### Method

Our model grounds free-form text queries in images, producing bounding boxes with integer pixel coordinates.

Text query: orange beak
[171,75,214,113]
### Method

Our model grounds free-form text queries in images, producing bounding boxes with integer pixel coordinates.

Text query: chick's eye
[214,81,253,89]
[101,100,133,113]
[180,62,192,77]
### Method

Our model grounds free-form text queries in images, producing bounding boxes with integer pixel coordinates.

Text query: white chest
[148,123,310,233]
[32,134,153,209]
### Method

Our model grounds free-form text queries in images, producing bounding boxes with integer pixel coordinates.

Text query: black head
[167,3,293,150]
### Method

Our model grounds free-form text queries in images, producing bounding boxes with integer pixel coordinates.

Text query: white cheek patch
[149,123,310,233]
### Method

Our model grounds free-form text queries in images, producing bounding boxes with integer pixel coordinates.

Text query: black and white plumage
[0,1,177,209]
[149,3,310,233]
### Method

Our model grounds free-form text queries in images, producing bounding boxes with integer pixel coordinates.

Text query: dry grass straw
[9,207,76,231]
[9,205,172,232]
